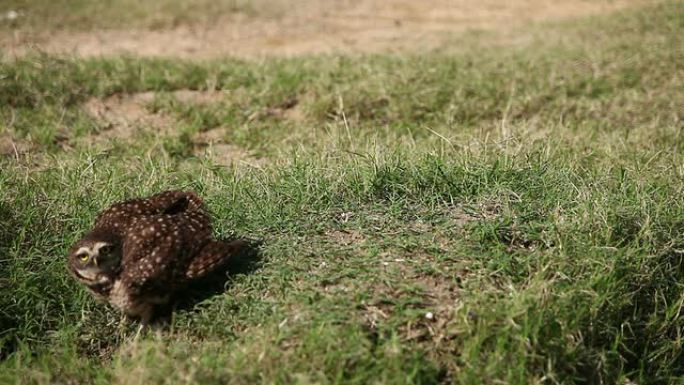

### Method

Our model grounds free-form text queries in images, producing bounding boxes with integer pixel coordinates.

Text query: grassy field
[0,0,261,31]
[1,1,683,384]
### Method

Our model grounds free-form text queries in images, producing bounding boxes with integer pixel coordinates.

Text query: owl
[67,190,245,323]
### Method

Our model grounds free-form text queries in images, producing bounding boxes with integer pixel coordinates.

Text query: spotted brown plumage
[67,190,244,323]
[93,190,204,237]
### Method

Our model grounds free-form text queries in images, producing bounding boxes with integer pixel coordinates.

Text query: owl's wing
[95,191,204,230]
[119,214,210,295]
[185,239,247,279]
[119,234,182,296]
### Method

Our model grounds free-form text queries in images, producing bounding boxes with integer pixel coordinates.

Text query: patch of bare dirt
[325,229,365,246]
[400,276,463,344]
[193,128,262,167]
[2,0,651,59]
[171,90,226,105]
[0,131,47,169]
[81,92,172,143]
[0,131,32,157]
[248,98,304,123]
[361,269,465,347]
[447,202,500,227]
[80,90,262,166]
[242,97,305,123]
[81,90,229,144]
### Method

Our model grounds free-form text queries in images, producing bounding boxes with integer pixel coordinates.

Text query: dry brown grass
[2,0,652,58]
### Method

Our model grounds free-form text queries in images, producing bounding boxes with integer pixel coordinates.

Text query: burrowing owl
[67,190,244,323]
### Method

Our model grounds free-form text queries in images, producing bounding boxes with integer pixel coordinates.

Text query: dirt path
[3,0,650,59]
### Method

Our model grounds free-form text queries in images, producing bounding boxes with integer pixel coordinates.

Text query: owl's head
[68,234,121,285]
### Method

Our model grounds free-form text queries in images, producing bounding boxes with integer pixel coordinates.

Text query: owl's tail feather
[185,240,247,279]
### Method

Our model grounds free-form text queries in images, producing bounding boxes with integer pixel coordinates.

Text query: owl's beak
[92,256,99,267]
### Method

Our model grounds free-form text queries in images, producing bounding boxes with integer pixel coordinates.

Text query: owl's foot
[130,304,155,341]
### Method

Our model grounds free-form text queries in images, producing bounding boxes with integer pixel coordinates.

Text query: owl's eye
[79,254,89,262]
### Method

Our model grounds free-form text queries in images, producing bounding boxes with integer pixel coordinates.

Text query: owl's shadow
[154,237,263,323]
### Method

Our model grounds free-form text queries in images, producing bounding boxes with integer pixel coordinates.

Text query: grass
[1,1,683,384]
[0,0,264,32]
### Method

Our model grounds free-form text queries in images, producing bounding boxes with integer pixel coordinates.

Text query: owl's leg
[139,304,154,326]
[133,323,145,340]
[132,305,154,340]
[117,312,133,341]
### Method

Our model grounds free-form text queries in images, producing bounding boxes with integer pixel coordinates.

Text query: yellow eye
[79,254,89,262]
